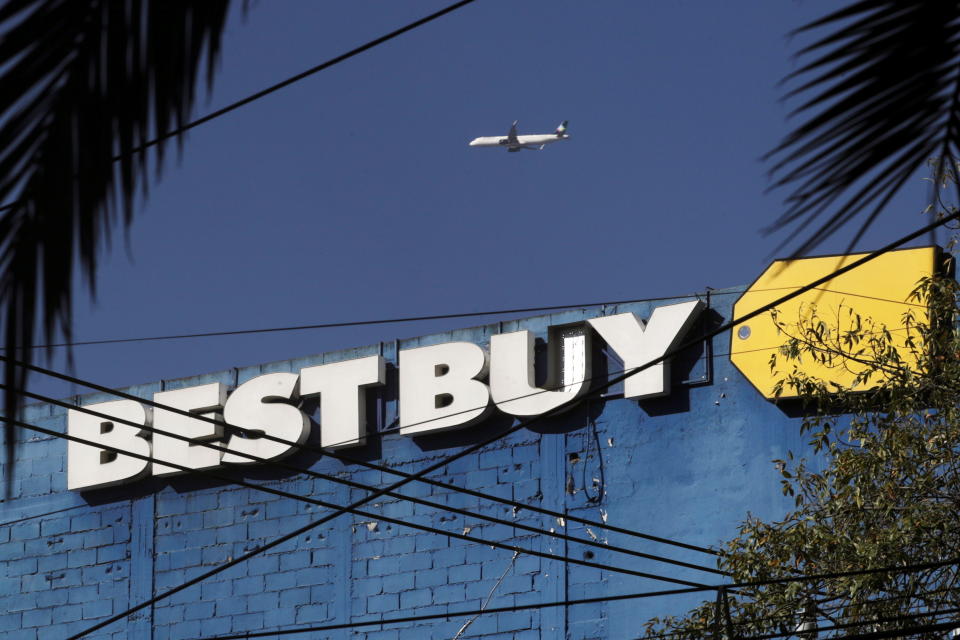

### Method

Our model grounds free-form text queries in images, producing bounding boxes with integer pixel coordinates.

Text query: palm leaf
[766,0,960,255]
[0,0,230,490]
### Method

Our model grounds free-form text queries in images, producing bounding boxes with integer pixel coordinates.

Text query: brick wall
[0,292,806,638]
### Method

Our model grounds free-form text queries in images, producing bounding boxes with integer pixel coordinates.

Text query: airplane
[469,121,569,152]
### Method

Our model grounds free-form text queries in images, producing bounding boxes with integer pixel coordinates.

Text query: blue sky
[34,0,940,399]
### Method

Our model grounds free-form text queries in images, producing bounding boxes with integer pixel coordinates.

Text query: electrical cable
[7,417,709,590]
[328,318,920,450]
[10,348,722,556]
[0,0,479,214]
[64,360,705,640]
[7,283,928,546]
[829,619,960,640]
[4,264,940,616]
[15,314,922,558]
[194,558,960,638]
[197,584,709,639]
[4,293,702,350]
[714,602,960,640]
[11,383,725,578]
[630,586,960,640]
[4,284,924,351]
[744,605,960,640]
[53,210,960,638]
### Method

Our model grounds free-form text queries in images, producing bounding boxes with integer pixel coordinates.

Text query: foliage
[643,256,960,639]
[768,1,960,255]
[0,0,231,484]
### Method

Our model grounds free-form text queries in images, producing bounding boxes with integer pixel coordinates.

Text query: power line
[317,314,918,450]
[11,350,722,556]
[53,211,960,637]
[204,607,960,640]
[8,293,707,350]
[13,383,725,578]
[819,618,960,640]
[8,417,708,589]
[63,360,699,639]
[5,284,924,351]
[0,0,480,214]
[745,605,960,640]
[192,557,960,638]
[18,317,919,562]
[201,585,709,639]
[7,285,925,544]
[62,360,704,637]
[634,586,960,640]
[0,254,940,616]
[713,602,960,640]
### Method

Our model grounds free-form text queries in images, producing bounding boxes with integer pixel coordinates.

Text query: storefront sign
[67,302,703,490]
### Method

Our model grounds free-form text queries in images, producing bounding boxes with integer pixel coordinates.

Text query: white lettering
[221,373,309,464]
[152,383,227,477]
[490,327,590,416]
[587,301,703,399]
[67,400,151,490]
[65,302,708,491]
[399,342,492,435]
[300,356,385,448]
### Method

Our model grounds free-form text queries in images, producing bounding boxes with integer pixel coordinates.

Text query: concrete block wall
[0,289,806,638]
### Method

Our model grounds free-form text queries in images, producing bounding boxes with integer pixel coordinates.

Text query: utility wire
[8,417,707,589]
[711,603,960,640]
[631,587,960,640]
[65,357,707,640]
[10,353,721,556]
[1,292,704,349]
[0,0,480,214]
[5,284,924,351]
[199,584,709,639]
[830,618,960,640]
[60,208,960,639]
[12,383,725,578]
[743,605,960,640]
[9,279,927,545]
[18,316,922,559]
[195,557,960,638]
[318,313,918,449]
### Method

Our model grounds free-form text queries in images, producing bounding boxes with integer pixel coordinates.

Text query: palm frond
[0,0,230,491]
[766,0,960,255]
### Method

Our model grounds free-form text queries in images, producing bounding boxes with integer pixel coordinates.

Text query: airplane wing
[507,121,519,145]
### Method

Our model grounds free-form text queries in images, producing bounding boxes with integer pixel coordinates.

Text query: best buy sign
[729,246,939,398]
[68,302,703,491]
[67,246,942,492]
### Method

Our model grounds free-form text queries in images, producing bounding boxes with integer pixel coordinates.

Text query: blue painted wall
[0,287,814,639]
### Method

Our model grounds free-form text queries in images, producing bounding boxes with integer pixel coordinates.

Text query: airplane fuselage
[468,133,570,150]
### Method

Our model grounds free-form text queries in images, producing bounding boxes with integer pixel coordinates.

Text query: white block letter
[490,326,590,416]
[587,300,703,399]
[68,400,151,490]
[399,342,492,435]
[221,373,310,464]
[152,383,227,477]
[300,355,385,448]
